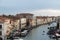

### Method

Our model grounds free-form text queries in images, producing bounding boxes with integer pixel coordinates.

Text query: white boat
[21,30,28,36]
[21,30,28,34]
[19,38,23,40]
[14,38,23,40]
[55,33,60,36]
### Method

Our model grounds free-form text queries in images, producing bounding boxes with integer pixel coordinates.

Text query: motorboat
[21,30,28,37]
[55,30,60,38]
[19,38,23,40]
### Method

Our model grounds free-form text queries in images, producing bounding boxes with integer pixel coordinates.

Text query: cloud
[29,9,60,16]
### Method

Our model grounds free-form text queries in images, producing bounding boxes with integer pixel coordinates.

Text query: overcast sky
[0,0,60,16]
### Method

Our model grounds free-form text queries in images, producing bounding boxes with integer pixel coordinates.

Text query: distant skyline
[0,0,60,16]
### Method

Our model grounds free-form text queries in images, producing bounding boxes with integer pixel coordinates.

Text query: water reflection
[21,22,57,40]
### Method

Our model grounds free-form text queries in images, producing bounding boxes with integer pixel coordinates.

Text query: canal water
[21,22,57,40]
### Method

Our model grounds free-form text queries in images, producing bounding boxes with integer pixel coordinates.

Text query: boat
[19,38,23,40]
[49,35,56,39]
[21,30,28,37]
[14,38,24,40]
[55,31,60,38]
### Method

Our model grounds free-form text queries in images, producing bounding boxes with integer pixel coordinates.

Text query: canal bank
[21,22,57,40]
[21,22,54,37]
[21,21,56,37]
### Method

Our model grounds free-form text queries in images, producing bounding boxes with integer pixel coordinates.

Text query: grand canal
[21,22,57,40]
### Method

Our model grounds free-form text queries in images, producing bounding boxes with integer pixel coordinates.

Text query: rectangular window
[0,25,2,29]
[0,31,2,35]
